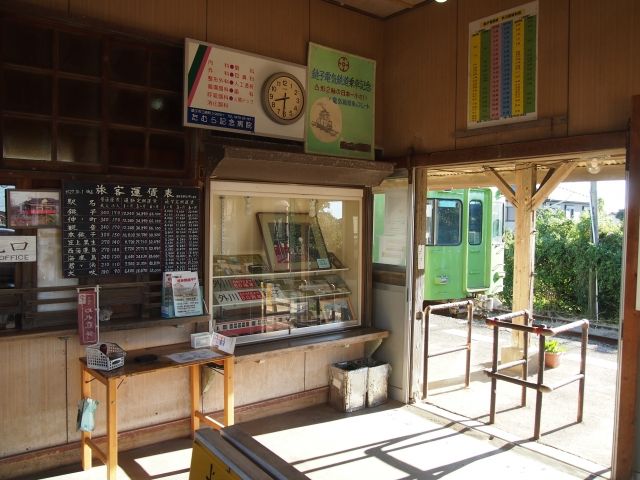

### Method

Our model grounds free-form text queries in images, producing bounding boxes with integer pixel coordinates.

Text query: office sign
[0,236,36,262]
[184,38,305,140]
[305,42,375,160]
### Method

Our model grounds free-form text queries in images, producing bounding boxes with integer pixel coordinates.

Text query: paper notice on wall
[77,288,99,345]
[383,190,407,236]
[379,235,406,265]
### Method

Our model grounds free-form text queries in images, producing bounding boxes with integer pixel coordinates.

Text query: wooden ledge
[234,327,389,363]
[0,315,209,343]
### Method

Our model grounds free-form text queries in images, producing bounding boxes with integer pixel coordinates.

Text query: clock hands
[274,93,290,117]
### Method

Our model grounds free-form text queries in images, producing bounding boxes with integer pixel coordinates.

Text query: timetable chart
[62,182,200,278]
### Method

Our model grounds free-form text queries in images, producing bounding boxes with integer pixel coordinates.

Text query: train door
[465,189,488,291]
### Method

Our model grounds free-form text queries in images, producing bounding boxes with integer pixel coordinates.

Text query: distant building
[504,198,591,232]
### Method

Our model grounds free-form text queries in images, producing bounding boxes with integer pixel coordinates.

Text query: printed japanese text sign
[77,288,98,345]
[305,42,376,160]
[183,38,305,140]
[0,236,36,263]
[468,1,538,129]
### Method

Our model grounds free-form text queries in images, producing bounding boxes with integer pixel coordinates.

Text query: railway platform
[421,312,617,475]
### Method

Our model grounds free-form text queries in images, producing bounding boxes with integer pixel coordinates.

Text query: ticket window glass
[208,181,362,344]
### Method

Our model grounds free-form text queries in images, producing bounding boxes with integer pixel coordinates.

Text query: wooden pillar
[410,166,427,401]
[503,164,536,361]
[612,95,640,479]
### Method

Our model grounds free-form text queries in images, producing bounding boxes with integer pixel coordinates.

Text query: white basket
[86,343,126,371]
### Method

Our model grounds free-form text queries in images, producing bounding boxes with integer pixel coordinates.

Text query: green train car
[372,188,505,302]
[425,188,505,301]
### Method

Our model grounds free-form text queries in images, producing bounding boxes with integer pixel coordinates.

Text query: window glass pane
[108,130,144,167]
[59,79,101,119]
[468,200,482,245]
[2,70,52,114]
[436,199,461,245]
[149,134,184,170]
[58,124,100,164]
[59,31,102,76]
[1,21,52,68]
[150,47,182,91]
[426,199,434,245]
[109,88,146,125]
[0,185,16,229]
[109,42,146,85]
[149,93,182,131]
[3,118,51,161]
[209,184,362,344]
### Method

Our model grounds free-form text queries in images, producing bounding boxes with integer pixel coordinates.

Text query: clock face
[262,72,305,125]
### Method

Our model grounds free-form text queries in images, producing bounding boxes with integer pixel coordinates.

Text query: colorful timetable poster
[468,2,538,129]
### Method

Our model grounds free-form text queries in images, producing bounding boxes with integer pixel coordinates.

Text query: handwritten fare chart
[62,182,200,278]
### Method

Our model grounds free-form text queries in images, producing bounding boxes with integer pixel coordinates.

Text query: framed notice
[257,212,330,272]
[62,182,200,278]
[184,38,305,140]
[467,1,538,129]
[305,43,375,160]
[7,190,61,228]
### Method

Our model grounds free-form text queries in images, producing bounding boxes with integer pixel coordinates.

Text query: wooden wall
[383,0,640,157]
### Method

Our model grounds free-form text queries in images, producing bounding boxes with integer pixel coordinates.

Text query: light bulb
[587,157,601,175]
[435,0,447,2]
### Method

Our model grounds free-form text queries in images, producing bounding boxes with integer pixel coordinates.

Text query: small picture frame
[257,212,331,272]
[6,189,61,228]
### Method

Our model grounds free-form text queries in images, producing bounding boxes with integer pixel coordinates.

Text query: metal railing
[422,300,474,400]
[484,310,589,439]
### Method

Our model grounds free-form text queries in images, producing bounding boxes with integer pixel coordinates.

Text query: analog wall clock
[261,72,305,125]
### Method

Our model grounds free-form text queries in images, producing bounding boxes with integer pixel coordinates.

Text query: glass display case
[207,181,362,343]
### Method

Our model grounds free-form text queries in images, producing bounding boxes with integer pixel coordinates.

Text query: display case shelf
[211,267,349,280]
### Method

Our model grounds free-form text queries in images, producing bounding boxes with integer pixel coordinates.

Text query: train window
[468,200,482,245]
[427,199,461,246]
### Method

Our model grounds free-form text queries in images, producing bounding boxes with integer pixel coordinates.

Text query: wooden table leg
[190,364,200,436]
[80,366,92,471]
[223,357,234,426]
[106,378,118,480]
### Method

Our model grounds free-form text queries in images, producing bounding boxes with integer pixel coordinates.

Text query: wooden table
[79,343,234,480]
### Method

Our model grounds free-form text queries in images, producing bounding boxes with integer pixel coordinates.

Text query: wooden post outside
[503,164,536,363]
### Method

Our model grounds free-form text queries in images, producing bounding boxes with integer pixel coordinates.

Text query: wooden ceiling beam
[387,131,626,169]
[484,167,518,208]
[530,162,577,210]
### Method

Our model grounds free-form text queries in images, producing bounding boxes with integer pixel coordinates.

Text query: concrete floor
[19,401,605,480]
[424,314,616,471]
[18,314,615,480]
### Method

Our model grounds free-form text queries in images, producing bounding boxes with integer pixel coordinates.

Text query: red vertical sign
[77,288,98,345]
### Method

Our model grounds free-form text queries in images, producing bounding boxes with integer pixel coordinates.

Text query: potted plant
[544,339,565,369]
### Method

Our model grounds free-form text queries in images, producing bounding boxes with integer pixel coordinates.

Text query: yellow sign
[189,441,242,480]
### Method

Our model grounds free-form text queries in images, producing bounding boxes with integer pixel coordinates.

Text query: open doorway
[407,161,625,474]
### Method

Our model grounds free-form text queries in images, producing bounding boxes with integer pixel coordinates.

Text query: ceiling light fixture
[586,157,601,175]
[435,0,447,3]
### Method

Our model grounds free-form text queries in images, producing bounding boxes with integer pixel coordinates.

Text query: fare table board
[62,182,200,277]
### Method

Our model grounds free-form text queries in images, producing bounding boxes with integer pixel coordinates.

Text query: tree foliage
[502,204,623,323]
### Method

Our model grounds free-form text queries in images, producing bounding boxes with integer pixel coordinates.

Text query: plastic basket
[86,342,126,371]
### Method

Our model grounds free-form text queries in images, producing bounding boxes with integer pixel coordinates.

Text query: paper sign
[305,43,376,160]
[184,38,305,140]
[0,236,37,263]
[211,332,236,354]
[77,288,98,345]
[171,271,204,317]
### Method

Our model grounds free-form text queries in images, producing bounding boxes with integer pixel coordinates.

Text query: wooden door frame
[612,95,639,479]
